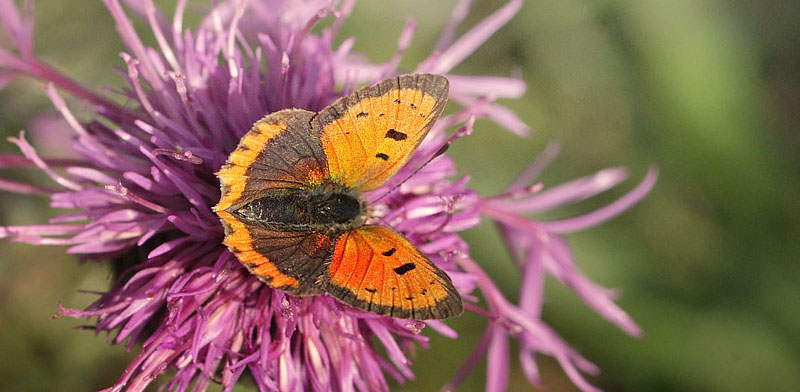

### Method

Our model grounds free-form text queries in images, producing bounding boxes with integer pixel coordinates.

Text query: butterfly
[214,74,462,320]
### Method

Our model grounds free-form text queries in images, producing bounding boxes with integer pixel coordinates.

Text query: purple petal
[422,0,523,74]
[0,178,56,195]
[434,0,473,52]
[506,142,561,191]
[103,0,165,90]
[547,235,643,336]
[486,325,510,392]
[0,0,34,58]
[539,167,659,233]
[9,131,82,191]
[487,167,630,213]
[442,327,492,392]
[448,74,526,99]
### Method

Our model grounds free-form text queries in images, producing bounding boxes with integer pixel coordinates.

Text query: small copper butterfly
[215,74,462,319]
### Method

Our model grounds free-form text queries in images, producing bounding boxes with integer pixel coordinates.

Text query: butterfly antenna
[371,143,451,204]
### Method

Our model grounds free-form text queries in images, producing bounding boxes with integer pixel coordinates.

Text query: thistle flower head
[0,0,656,391]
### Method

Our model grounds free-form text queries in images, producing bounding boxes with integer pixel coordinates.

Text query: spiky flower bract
[0,0,656,391]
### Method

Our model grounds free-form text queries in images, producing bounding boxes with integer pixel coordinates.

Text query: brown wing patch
[313,74,449,191]
[322,225,462,319]
[215,109,329,212]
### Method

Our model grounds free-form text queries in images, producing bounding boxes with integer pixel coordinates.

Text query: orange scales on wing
[318,78,446,192]
[216,209,299,290]
[326,226,461,319]
[216,121,287,212]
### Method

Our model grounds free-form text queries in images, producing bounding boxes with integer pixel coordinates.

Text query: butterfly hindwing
[217,109,329,212]
[313,74,449,192]
[218,209,333,295]
[322,225,463,319]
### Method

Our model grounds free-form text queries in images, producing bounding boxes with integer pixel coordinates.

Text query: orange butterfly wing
[323,225,463,319]
[312,74,449,192]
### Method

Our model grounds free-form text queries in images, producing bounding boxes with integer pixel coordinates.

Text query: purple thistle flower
[0,0,656,391]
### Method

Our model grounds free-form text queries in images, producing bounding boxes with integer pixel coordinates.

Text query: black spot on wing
[393,263,416,275]
[385,129,407,141]
[356,111,368,118]
[382,248,396,256]
[394,98,401,104]
[375,153,389,161]
[365,288,377,293]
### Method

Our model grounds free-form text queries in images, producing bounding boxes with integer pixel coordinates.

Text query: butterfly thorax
[231,185,365,233]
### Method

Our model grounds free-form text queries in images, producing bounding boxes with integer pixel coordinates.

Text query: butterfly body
[230,184,365,233]
[215,74,462,319]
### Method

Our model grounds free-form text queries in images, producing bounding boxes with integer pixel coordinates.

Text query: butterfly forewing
[313,74,449,192]
[216,109,329,212]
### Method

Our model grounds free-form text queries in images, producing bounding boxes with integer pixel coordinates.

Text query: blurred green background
[1,0,799,391]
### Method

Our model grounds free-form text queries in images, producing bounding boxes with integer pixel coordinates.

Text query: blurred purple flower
[0,0,656,391]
